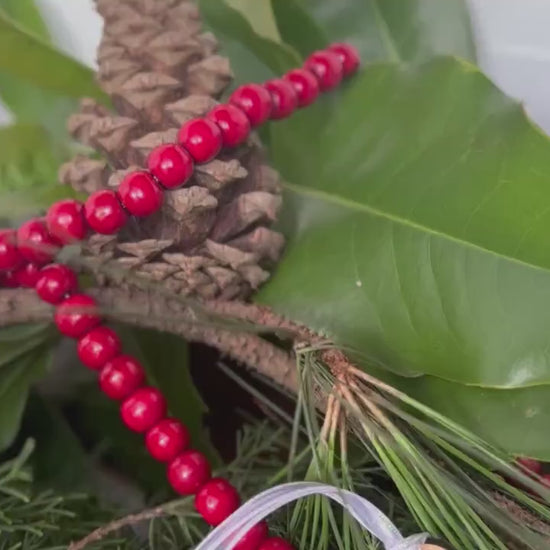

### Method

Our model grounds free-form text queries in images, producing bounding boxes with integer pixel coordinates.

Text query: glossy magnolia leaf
[200,0,300,84]
[270,0,327,58]
[227,0,281,42]
[259,57,550,392]
[0,325,55,451]
[298,0,476,62]
[397,374,550,460]
[119,327,220,466]
[0,10,105,101]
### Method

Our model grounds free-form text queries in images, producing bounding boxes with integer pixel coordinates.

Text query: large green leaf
[200,0,300,84]
[270,0,327,58]
[0,325,55,451]
[398,375,550,460]
[259,58,550,392]
[0,10,105,101]
[119,327,220,466]
[298,0,476,62]
[227,0,281,42]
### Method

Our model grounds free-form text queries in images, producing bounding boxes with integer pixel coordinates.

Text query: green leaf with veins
[199,0,300,84]
[298,0,476,62]
[227,0,281,42]
[258,57,550,454]
[270,0,327,58]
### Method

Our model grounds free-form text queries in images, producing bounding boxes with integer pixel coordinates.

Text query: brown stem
[68,505,167,550]
[0,288,297,394]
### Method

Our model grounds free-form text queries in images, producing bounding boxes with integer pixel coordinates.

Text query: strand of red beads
[0,44,359,550]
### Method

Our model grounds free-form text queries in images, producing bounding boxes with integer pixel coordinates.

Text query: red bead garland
[118,171,163,217]
[55,294,101,338]
[258,537,295,550]
[78,326,121,370]
[36,264,78,304]
[328,42,360,77]
[284,69,319,108]
[168,450,212,495]
[207,103,251,147]
[12,262,41,288]
[0,229,22,271]
[146,418,190,462]
[233,521,269,550]
[46,199,86,244]
[264,79,298,120]
[178,118,223,164]
[147,144,194,189]
[121,386,167,432]
[0,43,358,548]
[84,190,127,235]
[304,50,343,91]
[100,355,145,399]
[17,219,59,264]
[230,83,273,127]
[194,478,241,526]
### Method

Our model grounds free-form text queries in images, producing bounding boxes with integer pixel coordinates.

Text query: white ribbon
[194,482,429,549]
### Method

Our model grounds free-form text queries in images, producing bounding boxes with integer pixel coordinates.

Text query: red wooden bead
[35,264,78,304]
[304,50,343,91]
[121,387,166,432]
[168,450,211,495]
[233,521,269,550]
[55,294,101,338]
[12,263,40,288]
[46,199,86,244]
[2,271,19,288]
[100,355,145,399]
[230,84,272,127]
[264,79,298,120]
[0,229,22,271]
[207,104,251,148]
[78,326,121,370]
[517,457,542,475]
[328,43,360,77]
[118,171,163,217]
[146,418,190,463]
[17,219,59,264]
[258,537,295,550]
[84,190,127,235]
[195,478,240,526]
[284,69,320,107]
[147,144,194,189]
[178,118,222,164]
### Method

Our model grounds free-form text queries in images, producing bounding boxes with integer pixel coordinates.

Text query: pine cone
[60,0,284,300]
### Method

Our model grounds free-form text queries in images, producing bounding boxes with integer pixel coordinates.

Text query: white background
[5,0,550,133]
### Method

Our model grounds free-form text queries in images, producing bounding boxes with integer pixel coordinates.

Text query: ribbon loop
[194,482,429,550]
